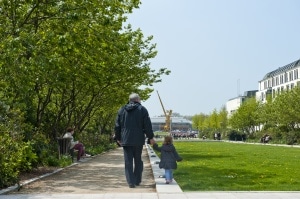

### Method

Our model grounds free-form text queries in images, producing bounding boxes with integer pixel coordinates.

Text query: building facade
[256,58,300,103]
[150,117,192,132]
[226,58,300,117]
[226,90,257,117]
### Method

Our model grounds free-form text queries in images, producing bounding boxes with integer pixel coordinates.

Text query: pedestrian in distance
[114,93,156,188]
[152,135,182,184]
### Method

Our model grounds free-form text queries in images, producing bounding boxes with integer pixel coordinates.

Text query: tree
[0,0,170,141]
[229,97,260,134]
[218,106,228,130]
[272,87,300,131]
[209,109,219,130]
[192,113,208,132]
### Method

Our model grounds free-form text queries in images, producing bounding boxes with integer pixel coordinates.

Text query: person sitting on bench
[63,127,90,162]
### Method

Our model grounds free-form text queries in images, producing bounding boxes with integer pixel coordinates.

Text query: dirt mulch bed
[18,166,60,183]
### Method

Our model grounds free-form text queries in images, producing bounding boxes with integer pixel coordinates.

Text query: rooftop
[150,117,192,124]
[262,58,300,80]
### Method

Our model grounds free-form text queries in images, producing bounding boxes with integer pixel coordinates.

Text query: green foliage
[192,113,207,131]
[87,143,117,156]
[172,141,300,191]
[58,155,73,167]
[193,87,300,145]
[284,131,300,145]
[0,101,38,188]
[218,106,228,130]
[44,155,72,167]
[0,0,169,141]
[271,88,300,130]
[76,128,118,155]
[45,155,61,167]
[0,0,170,185]
[31,132,52,164]
[228,97,260,133]
[227,130,247,141]
[0,133,20,188]
[256,88,300,143]
[0,133,37,188]
[76,132,111,149]
[192,107,228,137]
[18,142,38,172]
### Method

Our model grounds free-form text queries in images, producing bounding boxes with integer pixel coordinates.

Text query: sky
[127,0,300,117]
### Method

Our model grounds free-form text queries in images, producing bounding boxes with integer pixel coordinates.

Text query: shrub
[285,131,300,145]
[0,132,39,188]
[18,142,38,172]
[87,143,116,155]
[0,133,23,188]
[45,155,61,167]
[58,155,72,167]
[227,130,247,141]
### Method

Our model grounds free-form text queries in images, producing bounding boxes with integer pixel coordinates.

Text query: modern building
[150,116,192,132]
[225,58,300,119]
[226,90,257,117]
[256,58,300,103]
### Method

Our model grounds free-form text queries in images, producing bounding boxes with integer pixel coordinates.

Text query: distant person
[114,93,155,188]
[63,127,90,162]
[152,136,182,184]
[217,132,221,140]
[261,134,271,143]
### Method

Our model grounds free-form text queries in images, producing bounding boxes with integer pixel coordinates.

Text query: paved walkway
[1,142,300,199]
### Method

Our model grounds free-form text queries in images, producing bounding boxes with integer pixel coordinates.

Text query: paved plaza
[1,143,300,199]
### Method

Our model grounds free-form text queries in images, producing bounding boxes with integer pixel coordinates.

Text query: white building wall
[226,59,300,121]
[256,66,300,103]
[226,97,244,117]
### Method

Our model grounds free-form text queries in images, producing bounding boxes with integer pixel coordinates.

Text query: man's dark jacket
[115,101,154,146]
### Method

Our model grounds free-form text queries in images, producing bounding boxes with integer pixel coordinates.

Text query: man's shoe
[135,183,140,186]
[129,184,135,188]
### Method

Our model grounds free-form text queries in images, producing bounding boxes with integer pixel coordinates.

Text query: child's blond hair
[163,136,173,145]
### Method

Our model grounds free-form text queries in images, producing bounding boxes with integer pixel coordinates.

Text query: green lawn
[168,141,300,191]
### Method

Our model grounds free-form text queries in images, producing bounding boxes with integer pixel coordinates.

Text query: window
[280,75,283,84]
[284,72,288,83]
[290,71,293,81]
[264,81,267,89]
[295,69,299,79]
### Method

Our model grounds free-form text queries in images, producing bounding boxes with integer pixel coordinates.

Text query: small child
[153,136,183,184]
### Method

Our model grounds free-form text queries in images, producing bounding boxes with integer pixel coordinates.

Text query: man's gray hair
[129,93,140,101]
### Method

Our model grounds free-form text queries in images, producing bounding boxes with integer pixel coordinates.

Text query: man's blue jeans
[165,169,173,181]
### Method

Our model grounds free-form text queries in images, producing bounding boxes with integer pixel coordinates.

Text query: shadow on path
[7,147,155,194]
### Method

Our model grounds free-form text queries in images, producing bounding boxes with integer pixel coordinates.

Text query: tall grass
[171,141,300,191]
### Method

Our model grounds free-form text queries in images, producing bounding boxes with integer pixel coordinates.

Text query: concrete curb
[145,144,183,193]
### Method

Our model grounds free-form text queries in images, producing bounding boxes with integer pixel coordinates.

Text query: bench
[57,137,78,162]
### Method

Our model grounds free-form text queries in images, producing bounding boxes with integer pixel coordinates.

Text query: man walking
[115,93,155,188]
